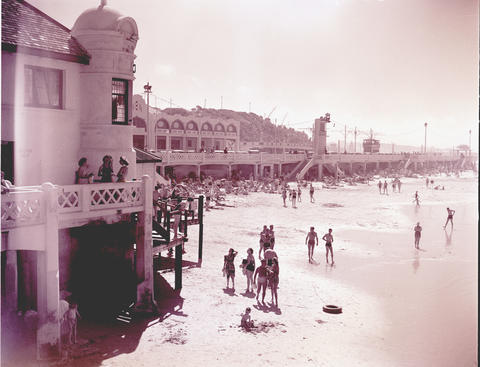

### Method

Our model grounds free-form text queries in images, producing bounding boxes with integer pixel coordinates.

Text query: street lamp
[424,122,428,154]
[144,82,153,150]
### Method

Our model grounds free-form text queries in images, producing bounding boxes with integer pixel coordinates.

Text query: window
[133,135,145,149]
[24,66,63,108]
[112,79,128,125]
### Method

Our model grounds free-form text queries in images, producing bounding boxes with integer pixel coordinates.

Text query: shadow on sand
[223,288,238,297]
[253,300,282,315]
[47,273,187,366]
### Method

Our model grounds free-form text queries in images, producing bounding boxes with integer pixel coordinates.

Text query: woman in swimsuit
[223,248,238,290]
[254,259,268,303]
[244,248,256,293]
[268,257,279,307]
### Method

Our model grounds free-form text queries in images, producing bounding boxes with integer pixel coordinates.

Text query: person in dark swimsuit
[223,248,238,291]
[414,222,422,249]
[443,207,455,229]
[268,224,275,250]
[322,228,334,264]
[309,183,315,203]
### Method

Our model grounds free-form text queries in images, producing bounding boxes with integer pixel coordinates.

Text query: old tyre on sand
[323,305,342,314]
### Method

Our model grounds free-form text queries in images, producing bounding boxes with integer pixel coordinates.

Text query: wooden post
[175,241,183,290]
[198,195,204,266]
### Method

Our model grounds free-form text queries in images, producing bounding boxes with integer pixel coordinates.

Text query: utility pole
[469,129,472,156]
[354,127,357,153]
[144,82,153,150]
[249,102,251,113]
[204,98,206,108]
[220,96,223,109]
[424,122,428,154]
[344,125,347,153]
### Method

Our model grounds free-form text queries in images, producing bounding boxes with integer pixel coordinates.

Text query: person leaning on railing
[1,171,13,194]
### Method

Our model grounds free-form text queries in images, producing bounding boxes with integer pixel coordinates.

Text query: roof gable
[1,0,90,64]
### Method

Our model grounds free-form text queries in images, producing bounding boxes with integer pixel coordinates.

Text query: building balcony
[1,180,147,238]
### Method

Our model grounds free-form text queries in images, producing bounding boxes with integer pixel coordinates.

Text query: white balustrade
[1,189,45,229]
[57,182,143,214]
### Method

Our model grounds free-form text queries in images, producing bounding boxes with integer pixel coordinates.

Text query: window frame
[24,65,64,109]
[112,78,129,125]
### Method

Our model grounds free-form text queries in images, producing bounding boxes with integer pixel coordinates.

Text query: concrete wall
[1,52,83,186]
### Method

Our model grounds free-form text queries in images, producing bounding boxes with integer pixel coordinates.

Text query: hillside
[161,106,311,144]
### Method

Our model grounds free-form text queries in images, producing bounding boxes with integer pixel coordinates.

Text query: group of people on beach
[75,155,129,184]
[305,227,334,264]
[223,223,280,309]
[377,178,402,195]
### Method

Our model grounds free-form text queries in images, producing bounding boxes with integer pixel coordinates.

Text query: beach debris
[322,203,344,208]
[322,305,342,314]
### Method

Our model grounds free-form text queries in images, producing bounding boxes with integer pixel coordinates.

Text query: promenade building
[132,94,240,153]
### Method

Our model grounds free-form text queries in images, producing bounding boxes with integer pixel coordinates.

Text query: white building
[1,0,155,360]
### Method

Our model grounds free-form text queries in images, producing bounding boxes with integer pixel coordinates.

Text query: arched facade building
[132,94,240,152]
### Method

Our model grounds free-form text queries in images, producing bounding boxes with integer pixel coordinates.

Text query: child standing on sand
[67,303,81,344]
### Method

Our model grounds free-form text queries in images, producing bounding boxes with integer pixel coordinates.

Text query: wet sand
[71,174,477,367]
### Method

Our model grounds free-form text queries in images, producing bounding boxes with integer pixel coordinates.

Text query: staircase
[285,159,309,181]
[404,158,411,170]
[296,158,316,180]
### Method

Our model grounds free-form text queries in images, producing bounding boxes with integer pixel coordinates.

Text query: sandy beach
[44,173,478,367]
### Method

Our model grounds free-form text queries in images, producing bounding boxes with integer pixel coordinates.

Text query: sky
[30,0,479,151]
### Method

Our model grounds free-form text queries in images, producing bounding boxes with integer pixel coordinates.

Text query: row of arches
[133,117,237,133]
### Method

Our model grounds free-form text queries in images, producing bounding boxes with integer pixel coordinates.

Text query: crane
[266,106,277,120]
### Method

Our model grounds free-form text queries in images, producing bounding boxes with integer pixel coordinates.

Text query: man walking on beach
[309,183,315,203]
[414,222,422,249]
[378,180,382,194]
[383,180,388,195]
[322,228,334,264]
[305,227,318,263]
[443,207,455,229]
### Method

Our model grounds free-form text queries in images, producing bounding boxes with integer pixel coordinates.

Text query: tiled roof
[1,0,90,64]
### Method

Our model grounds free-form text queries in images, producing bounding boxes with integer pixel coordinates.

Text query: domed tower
[72,0,138,179]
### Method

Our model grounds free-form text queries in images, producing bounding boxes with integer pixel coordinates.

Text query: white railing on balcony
[57,182,143,214]
[153,151,307,165]
[1,188,45,229]
[2,181,145,231]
